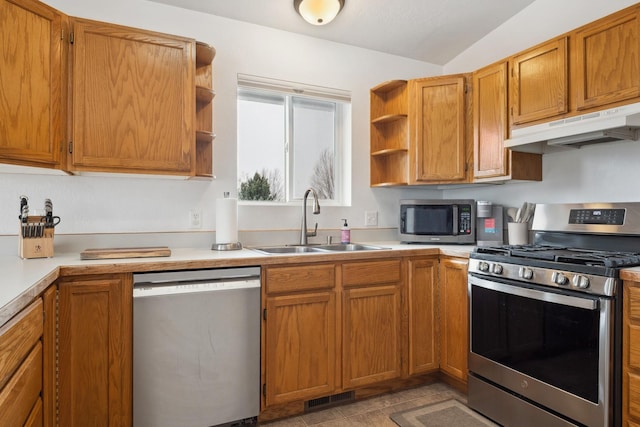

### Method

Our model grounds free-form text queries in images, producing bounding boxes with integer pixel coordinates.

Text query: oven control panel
[468,258,616,297]
[568,208,625,225]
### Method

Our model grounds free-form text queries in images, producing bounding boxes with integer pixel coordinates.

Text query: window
[237,74,351,204]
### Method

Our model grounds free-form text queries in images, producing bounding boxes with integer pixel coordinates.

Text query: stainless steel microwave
[399,199,475,244]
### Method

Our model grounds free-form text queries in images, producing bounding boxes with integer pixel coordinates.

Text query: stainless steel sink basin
[250,243,387,255]
[250,246,322,255]
[314,244,387,252]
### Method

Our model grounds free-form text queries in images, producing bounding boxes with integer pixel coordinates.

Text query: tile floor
[261,381,466,426]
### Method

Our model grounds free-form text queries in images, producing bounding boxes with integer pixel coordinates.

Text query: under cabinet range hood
[505,102,640,152]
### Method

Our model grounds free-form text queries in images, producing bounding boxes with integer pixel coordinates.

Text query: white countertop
[0,242,474,327]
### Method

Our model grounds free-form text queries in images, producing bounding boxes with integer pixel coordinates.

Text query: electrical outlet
[365,210,378,227]
[189,209,202,228]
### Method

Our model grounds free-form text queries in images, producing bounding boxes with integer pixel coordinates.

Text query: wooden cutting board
[80,246,171,260]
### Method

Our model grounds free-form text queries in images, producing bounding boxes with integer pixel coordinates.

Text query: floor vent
[304,391,355,412]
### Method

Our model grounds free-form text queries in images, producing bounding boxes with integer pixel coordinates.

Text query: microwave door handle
[452,205,459,235]
[469,276,598,310]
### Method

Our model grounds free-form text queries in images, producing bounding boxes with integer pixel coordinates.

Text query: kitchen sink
[314,244,386,252]
[250,243,387,255]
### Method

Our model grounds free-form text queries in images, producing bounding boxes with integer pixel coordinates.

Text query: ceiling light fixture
[294,0,345,26]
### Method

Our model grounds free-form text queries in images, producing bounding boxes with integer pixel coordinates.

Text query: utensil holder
[19,216,55,259]
[507,222,529,245]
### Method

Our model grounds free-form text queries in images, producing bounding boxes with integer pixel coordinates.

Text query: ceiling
[147,0,535,65]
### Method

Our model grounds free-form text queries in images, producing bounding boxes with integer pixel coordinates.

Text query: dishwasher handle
[133,276,260,298]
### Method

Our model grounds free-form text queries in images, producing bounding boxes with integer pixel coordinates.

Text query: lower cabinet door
[57,274,132,427]
[342,284,401,388]
[439,257,469,383]
[264,291,337,406]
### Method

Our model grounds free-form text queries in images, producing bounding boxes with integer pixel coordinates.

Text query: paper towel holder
[212,191,243,251]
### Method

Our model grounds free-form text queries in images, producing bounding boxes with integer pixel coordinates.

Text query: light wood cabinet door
[624,281,640,426]
[410,75,469,183]
[70,18,195,175]
[510,37,568,125]
[407,257,439,375]
[0,0,66,168]
[573,8,640,111]
[473,61,508,179]
[263,291,336,406]
[439,257,469,383]
[58,274,132,427]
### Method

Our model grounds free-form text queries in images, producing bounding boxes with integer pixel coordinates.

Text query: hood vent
[505,102,640,152]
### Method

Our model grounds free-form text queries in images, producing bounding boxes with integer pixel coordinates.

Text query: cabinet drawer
[266,264,335,293]
[342,260,401,287]
[0,299,42,389]
[0,342,42,426]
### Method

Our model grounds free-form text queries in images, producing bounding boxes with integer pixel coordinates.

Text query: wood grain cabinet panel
[69,18,195,175]
[263,291,336,406]
[0,0,66,168]
[0,342,42,426]
[58,274,132,427]
[473,61,542,182]
[410,75,470,184]
[510,37,568,125]
[439,257,469,383]
[407,258,439,375]
[573,7,640,110]
[342,284,401,388]
[624,281,640,426]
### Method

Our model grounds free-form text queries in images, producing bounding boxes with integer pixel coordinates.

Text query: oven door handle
[469,276,598,310]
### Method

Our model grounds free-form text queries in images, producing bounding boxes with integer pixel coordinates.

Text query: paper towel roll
[216,196,238,244]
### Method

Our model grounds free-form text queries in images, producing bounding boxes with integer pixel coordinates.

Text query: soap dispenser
[340,218,351,244]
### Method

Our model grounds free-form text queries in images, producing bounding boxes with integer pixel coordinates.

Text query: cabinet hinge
[68,142,73,154]
[262,383,266,397]
[61,28,64,41]
[69,31,74,44]
[263,308,267,321]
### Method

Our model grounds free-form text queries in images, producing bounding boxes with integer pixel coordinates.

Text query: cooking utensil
[506,207,518,222]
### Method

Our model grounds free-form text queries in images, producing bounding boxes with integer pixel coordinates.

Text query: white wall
[0,0,442,236]
[442,0,640,208]
[4,0,639,239]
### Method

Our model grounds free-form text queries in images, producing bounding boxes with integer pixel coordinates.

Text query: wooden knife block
[19,216,55,259]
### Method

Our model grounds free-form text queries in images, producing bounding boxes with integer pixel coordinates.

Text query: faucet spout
[300,188,321,245]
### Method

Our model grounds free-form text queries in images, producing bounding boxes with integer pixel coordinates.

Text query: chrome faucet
[300,188,320,245]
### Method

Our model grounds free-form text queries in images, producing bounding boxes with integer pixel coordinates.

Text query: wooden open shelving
[194,41,216,178]
[370,80,409,186]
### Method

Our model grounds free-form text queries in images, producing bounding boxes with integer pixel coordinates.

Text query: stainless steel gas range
[468,202,640,427]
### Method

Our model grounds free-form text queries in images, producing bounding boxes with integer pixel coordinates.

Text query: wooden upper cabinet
[510,37,568,125]
[573,7,640,111]
[69,18,195,175]
[473,62,542,182]
[473,62,508,179]
[0,0,66,168]
[410,75,470,184]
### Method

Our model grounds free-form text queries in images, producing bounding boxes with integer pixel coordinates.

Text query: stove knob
[518,267,534,280]
[573,275,590,289]
[552,272,569,286]
[478,262,490,272]
[491,264,503,275]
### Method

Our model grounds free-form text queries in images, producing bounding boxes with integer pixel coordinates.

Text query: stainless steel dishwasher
[132,266,261,427]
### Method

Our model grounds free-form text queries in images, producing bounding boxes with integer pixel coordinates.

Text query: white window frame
[237,74,351,206]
